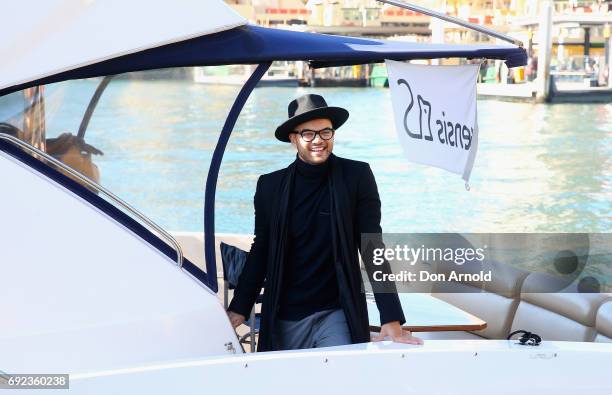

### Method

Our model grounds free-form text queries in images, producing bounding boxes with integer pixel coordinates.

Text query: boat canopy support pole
[78,75,115,138]
[377,0,524,48]
[204,62,271,293]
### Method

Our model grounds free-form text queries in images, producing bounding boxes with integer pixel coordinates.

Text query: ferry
[1,1,610,394]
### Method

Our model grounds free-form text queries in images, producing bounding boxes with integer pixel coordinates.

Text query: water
[41,77,612,235]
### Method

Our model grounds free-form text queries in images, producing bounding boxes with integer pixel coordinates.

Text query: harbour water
[42,77,612,235]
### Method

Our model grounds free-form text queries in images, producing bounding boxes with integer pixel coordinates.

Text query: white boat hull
[70,340,612,394]
[0,147,241,376]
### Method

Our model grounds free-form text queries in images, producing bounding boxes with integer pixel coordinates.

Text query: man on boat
[227,94,423,351]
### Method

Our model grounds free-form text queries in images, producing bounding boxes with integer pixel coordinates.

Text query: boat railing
[0,133,184,268]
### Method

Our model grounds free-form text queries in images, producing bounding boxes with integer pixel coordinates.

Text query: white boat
[193,62,301,87]
[1,1,610,394]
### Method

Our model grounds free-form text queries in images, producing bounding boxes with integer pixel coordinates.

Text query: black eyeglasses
[291,127,335,142]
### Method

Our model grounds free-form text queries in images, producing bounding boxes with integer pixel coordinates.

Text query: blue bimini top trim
[0,24,527,97]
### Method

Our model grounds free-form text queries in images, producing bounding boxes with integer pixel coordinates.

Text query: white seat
[432,260,528,339]
[595,301,612,343]
[511,274,611,342]
[511,300,597,342]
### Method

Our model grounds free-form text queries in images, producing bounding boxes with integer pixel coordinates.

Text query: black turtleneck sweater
[277,156,340,321]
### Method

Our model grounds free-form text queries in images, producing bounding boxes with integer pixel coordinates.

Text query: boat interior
[1,68,609,357]
[174,232,612,350]
[0,78,612,351]
[2,76,609,363]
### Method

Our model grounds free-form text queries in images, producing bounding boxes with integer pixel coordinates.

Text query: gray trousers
[271,308,352,351]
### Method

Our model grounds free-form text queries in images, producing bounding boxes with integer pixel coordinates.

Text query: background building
[223,1,612,87]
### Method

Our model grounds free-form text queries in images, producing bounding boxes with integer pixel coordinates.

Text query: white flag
[385,60,479,184]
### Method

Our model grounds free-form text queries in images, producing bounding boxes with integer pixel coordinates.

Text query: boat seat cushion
[511,300,597,342]
[432,256,528,298]
[595,301,612,343]
[595,334,612,343]
[483,260,530,297]
[520,273,610,327]
[429,258,529,339]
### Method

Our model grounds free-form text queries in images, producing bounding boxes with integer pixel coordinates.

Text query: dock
[549,84,612,103]
[477,81,612,103]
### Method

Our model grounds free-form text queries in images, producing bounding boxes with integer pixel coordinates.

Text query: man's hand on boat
[371,321,424,345]
[227,311,424,346]
[227,311,245,328]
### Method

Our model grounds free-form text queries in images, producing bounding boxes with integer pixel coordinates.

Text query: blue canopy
[0,24,526,97]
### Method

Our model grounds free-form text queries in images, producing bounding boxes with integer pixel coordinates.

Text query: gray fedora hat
[275,94,349,142]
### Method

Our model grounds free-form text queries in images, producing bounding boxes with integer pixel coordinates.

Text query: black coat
[229,153,405,351]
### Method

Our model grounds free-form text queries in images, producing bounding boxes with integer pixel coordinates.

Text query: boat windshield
[0,67,265,274]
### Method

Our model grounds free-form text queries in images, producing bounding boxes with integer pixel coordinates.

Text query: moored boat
[1,1,610,394]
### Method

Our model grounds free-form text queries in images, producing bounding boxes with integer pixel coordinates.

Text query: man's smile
[309,145,326,152]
